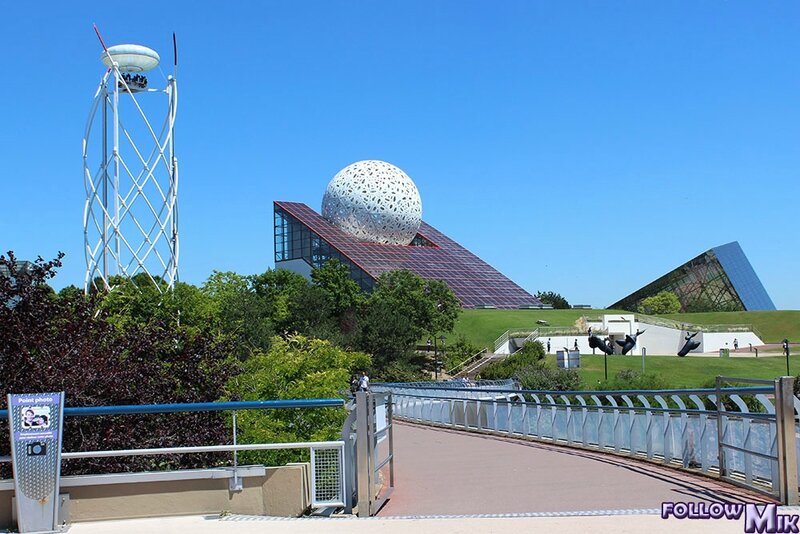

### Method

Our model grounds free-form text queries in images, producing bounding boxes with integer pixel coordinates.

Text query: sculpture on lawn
[678,331,700,357]
[588,327,614,355]
[616,329,646,355]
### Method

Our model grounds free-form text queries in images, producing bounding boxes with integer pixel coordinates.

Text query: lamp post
[433,335,446,380]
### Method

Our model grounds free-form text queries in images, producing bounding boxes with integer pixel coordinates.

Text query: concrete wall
[700,332,762,353]
[498,314,766,357]
[0,464,312,529]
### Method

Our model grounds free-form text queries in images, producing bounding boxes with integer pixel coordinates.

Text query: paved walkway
[65,512,758,533]
[378,422,772,516]
[45,421,783,533]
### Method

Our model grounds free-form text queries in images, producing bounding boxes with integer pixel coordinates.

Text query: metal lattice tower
[83,29,179,293]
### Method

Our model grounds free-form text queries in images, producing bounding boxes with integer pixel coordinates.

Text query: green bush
[517,366,582,391]
[480,341,545,380]
[596,369,669,391]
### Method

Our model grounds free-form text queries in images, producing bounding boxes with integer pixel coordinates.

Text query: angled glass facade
[610,241,775,312]
[274,201,541,309]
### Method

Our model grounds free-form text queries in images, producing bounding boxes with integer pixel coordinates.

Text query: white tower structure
[83,30,179,292]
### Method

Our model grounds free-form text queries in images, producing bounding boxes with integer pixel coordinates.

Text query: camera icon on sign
[26,442,47,457]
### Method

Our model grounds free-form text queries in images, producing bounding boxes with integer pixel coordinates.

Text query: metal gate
[342,391,394,516]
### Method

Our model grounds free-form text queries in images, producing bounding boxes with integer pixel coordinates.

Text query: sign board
[7,392,65,533]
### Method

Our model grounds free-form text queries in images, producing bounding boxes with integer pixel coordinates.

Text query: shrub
[480,341,545,380]
[517,366,582,391]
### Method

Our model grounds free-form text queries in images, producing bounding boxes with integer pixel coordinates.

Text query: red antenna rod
[172,32,178,67]
[93,23,110,53]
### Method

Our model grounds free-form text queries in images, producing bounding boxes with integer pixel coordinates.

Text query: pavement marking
[220,508,663,521]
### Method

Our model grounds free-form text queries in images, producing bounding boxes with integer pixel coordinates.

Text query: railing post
[356,391,371,516]
[230,410,242,491]
[715,376,726,477]
[774,377,799,505]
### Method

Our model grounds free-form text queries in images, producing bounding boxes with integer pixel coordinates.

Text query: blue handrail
[0,398,344,420]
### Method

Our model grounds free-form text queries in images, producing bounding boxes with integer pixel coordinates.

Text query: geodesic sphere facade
[322,160,422,245]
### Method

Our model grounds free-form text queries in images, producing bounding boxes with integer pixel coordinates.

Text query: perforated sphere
[322,160,422,245]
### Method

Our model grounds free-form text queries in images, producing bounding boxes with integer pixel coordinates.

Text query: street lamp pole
[438,335,446,380]
[433,336,439,380]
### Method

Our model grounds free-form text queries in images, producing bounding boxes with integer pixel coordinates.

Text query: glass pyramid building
[610,241,775,312]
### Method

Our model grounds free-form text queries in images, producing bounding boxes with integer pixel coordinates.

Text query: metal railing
[0,399,348,509]
[493,330,511,353]
[446,349,487,377]
[375,379,800,504]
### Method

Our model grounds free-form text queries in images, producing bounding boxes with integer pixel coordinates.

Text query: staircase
[453,352,508,379]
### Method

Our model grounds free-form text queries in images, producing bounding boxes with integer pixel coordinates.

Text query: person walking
[547,339,551,353]
[358,371,370,392]
[733,338,738,351]
[573,339,579,352]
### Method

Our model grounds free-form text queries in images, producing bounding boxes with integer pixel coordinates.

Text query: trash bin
[719,348,730,358]
[557,350,581,368]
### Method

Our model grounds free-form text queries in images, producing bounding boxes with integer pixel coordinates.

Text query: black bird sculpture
[616,328,645,355]
[588,327,614,355]
[677,331,700,357]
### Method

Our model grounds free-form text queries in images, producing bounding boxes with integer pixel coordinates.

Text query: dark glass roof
[274,201,541,309]
[712,242,775,311]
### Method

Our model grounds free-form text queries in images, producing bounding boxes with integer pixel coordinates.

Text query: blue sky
[1,2,798,309]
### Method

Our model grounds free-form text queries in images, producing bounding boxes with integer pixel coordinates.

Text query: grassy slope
[452,309,628,348]
[453,309,800,350]
[573,353,800,389]
[661,311,800,343]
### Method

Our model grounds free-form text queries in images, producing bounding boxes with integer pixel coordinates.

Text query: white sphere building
[274,161,541,309]
[321,160,422,245]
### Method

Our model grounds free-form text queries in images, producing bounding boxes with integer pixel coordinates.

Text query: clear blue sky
[1,2,798,309]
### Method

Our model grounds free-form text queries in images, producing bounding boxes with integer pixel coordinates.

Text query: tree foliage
[1,248,464,478]
[637,291,681,315]
[0,252,239,477]
[357,270,460,379]
[225,334,370,465]
[535,291,570,309]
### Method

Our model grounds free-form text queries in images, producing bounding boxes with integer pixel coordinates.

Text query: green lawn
[558,353,800,389]
[452,309,800,350]
[452,308,629,348]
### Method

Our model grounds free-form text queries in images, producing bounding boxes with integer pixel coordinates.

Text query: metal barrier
[340,391,395,516]
[374,377,800,504]
[1,399,348,510]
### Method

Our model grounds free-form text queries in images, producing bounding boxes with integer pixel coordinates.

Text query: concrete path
[378,422,772,516]
[42,421,783,534]
[64,512,758,533]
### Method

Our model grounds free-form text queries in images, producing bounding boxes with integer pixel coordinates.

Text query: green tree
[202,271,273,359]
[535,291,570,309]
[357,270,460,379]
[637,291,681,315]
[225,334,370,465]
[311,259,364,318]
[250,268,310,334]
[0,252,239,477]
[94,273,216,338]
